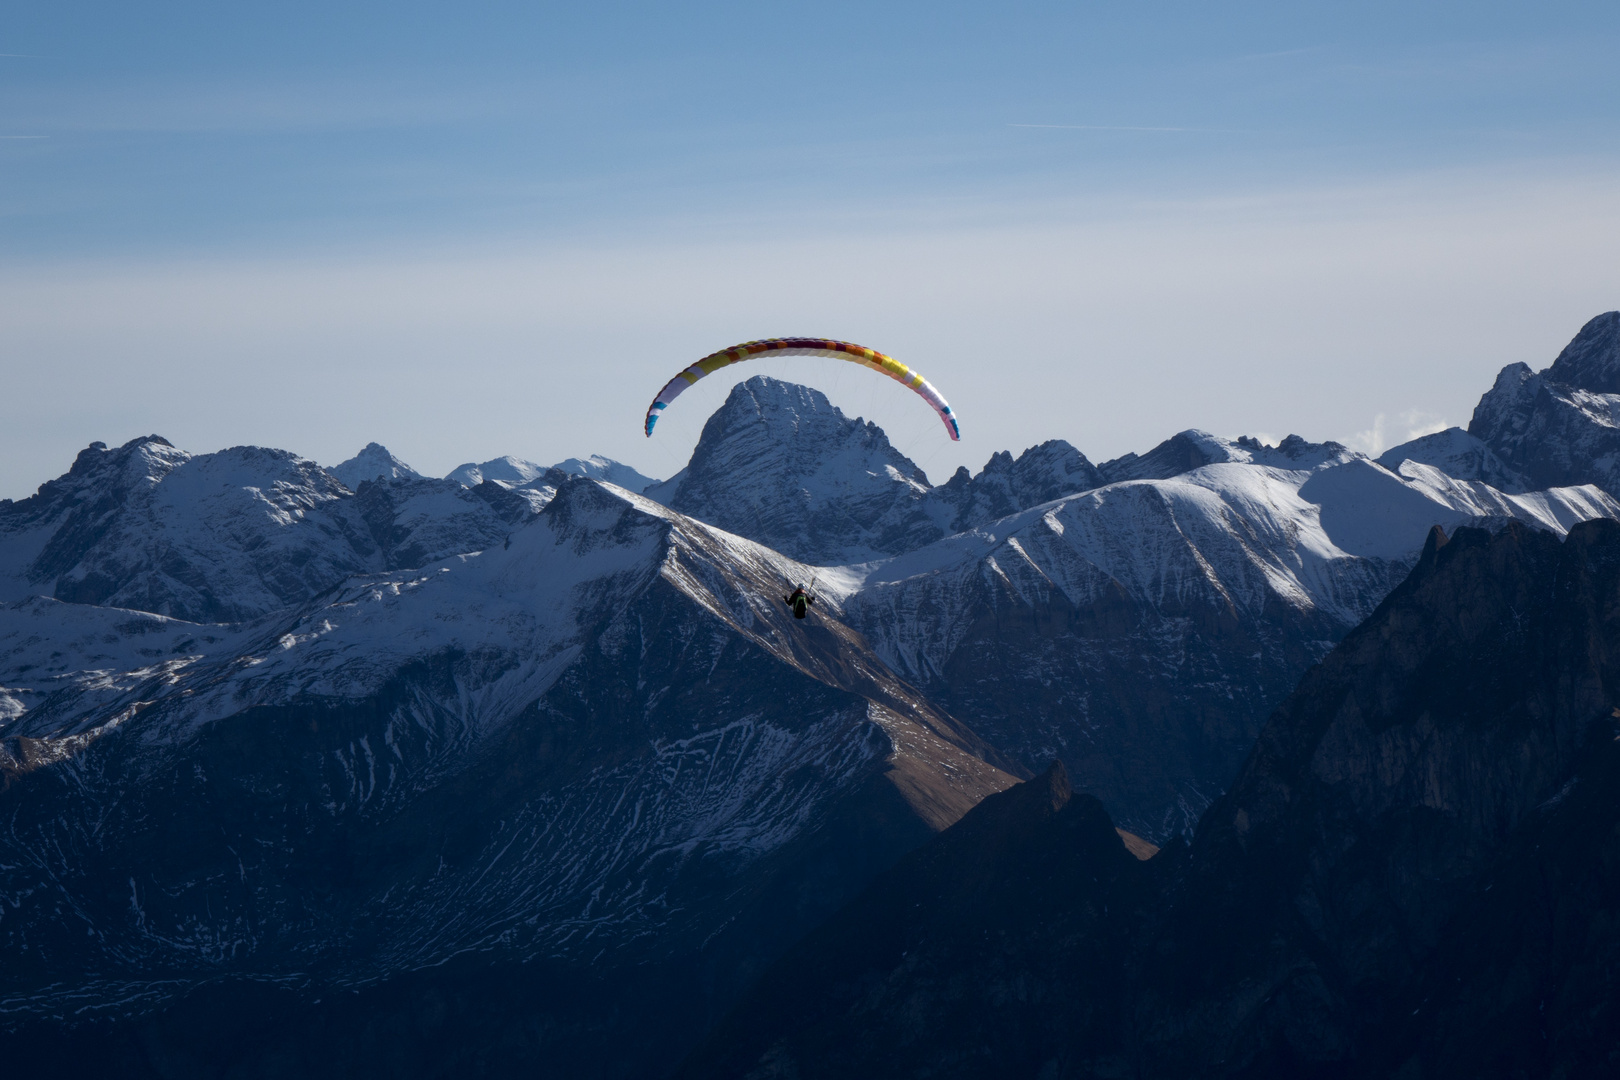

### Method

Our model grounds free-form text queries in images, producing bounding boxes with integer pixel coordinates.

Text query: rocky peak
[667,377,941,564]
[330,442,423,489]
[1544,310,1620,392]
[1467,362,1541,451]
[698,377,920,474]
[1098,429,1233,483]
[35,435,187,505]
[1467,314,1620,496]
[935,439,1103,532]
[0,436,192,597]
[663,378,1118,562]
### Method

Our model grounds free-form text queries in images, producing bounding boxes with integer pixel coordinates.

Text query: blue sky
[3,2,1619,497]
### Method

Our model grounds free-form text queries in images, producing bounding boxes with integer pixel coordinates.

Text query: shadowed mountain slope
[1,478,1012,1078]
[841,436,1616,839]
[676,760,1160,1080]
[679,519,1620,1079]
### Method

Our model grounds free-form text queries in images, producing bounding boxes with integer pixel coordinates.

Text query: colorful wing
[643,337,960,441]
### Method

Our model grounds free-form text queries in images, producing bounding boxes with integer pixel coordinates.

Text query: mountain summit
[660,376,1112,564]
[665,377,943,564]
[1544,309,1620,393]
[1468,311,1620,496]
[330,442,423,488]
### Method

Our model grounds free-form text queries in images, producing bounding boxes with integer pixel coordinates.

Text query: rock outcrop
[1469,311,1620,496]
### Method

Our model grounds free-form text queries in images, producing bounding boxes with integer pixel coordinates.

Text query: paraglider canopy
[644,337,960,441]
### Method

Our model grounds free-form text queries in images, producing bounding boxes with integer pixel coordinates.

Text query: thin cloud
[0,135,47,139]
[1348,409,1450,457]
[1010,124,1255,133]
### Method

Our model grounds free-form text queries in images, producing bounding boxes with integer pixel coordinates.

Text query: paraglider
[783,583,815,619]
[643,338,961,441]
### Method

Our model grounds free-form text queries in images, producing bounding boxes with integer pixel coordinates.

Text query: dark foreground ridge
[680,520,1620,1079]
[678,759,1164,1079]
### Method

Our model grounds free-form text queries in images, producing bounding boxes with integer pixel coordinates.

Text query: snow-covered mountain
[445,454,549,487]
[447,453,658,493]
[660,378,944,564]
[0,437,537,623]
[658,377,1110,564]
[0,438,370,622]
[1376,426,1526,491]
[330,441,424,487]
[638,371,1617,837]
[929,439,1103,533]
[8,313,1620,1076]
[1,476,1011,1076]
[1469,310,1620,495]
[837,433,1616,837]
[553,453,660,492]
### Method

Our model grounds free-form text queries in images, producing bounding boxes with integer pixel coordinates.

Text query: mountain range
[3,310,1619,1077]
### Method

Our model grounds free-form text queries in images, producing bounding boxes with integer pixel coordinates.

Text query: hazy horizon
[4,1,1618,499]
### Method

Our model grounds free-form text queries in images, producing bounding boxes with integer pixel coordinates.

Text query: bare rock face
[1544,309,1620,392]
[665,377,944,564]
[1469,311,1620,496]
[1128,520,1620,1077]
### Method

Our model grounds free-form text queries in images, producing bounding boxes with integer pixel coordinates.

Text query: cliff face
[679,520,1620,1079]
[1131,519,1620,1077]
[1469,311,1620,497]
